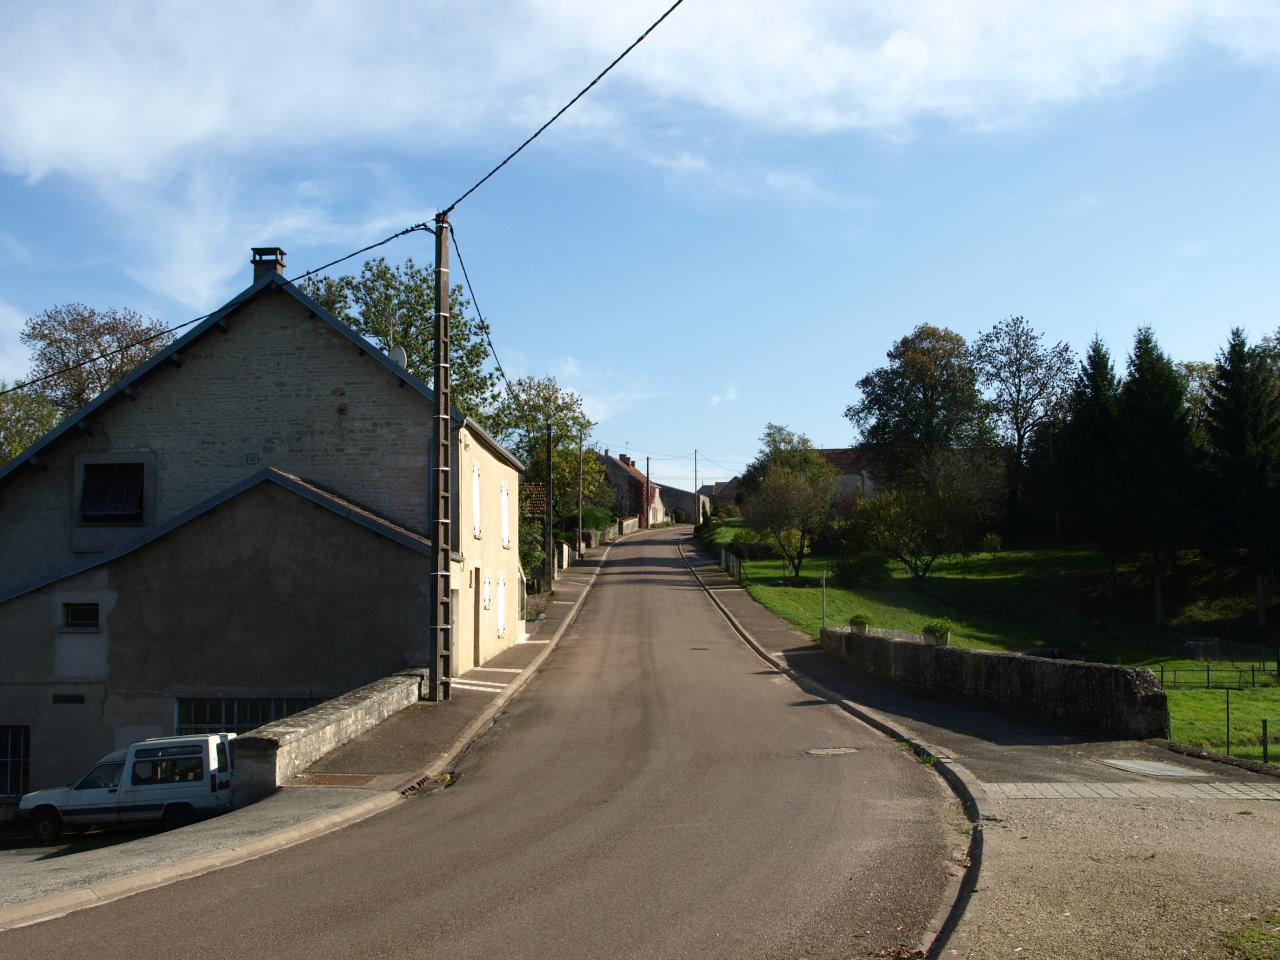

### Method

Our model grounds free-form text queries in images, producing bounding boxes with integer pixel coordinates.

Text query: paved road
[3,528,957,959]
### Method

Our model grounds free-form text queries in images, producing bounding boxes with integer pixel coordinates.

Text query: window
[176,697,326,735]
[482,574,492,611]
[472,462,483,538]
[80,462,145,523]
[500,484,511,549]
[0,726,30,798]
[131,751,202,786]
[52,693,86,704]
[63,603,100,628]
[76,761,124,790]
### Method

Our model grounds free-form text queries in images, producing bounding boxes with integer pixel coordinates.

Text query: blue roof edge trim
[0,467,433,607]
[0,273,524,483]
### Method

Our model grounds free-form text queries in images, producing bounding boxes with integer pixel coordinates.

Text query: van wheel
[163,804,195,830]
[33,808,62,843]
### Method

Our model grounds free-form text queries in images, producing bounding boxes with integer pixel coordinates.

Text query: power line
[0,224,436,399]
[441,0,685,216]
[450,226,513,397]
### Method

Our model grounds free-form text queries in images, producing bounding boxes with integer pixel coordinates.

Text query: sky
[2,1,1279,491]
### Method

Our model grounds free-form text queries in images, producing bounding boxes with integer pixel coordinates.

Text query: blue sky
[2,1,1279,490]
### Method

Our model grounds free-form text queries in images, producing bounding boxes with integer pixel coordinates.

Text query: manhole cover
[1095,758,1208,778]
[806,747,859,757]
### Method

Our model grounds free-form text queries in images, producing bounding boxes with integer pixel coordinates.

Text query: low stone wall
[234,668,427,802]
[820,628,1169,739]
[618,516,640,536]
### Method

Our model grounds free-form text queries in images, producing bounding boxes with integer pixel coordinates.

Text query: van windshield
[76,761,124,790]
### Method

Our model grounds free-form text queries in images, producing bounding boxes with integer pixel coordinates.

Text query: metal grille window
[1,726,30,798]
[176,697,325,735]
[80,462,145,523]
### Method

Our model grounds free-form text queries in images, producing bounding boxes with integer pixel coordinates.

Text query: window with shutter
[472,463,483,538]
[500,484,511,548]
[496,576,506,638]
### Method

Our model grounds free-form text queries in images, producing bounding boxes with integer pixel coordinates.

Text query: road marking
[451,680,507,692]
[806,747,859,756]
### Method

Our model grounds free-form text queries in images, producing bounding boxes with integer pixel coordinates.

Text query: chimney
[251,247,287,282]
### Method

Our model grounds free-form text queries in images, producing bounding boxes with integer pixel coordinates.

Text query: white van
[18,733,235,841]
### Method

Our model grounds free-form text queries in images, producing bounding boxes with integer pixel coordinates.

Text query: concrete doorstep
[0,542,614,932]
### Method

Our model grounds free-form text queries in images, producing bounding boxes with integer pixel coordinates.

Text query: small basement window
[63,603,100,628]
[80,462,145,523]
[52,693,87,704]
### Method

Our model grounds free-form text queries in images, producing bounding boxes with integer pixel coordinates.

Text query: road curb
[677,540,985,960]
[0,542,618,933]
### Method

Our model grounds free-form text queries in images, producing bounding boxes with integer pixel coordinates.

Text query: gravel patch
[948,797,1280,959]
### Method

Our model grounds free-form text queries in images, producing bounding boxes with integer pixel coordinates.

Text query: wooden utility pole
[693,449,698,523]
[429,213,452,702]
[577,432,584,557]
[645,456,651,528]
[544,423,554,588]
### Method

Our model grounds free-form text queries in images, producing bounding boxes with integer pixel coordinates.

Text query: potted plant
[921,619,952,646]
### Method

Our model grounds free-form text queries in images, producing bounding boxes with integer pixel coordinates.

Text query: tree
[491,375,607,525]
[741,464,836,579]
[301,257,500,421]
[846,488,967,580]
[1058,337,1124,554]
[0,385,60,464]
[1204,328,1280,631]
[1115,327,1196,625]
[738,423,833,503]
[845,324,991,493]
[20,305,174,416]
[971,316,1074,518]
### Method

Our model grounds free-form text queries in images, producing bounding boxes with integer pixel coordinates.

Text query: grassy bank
[699,518,1280,761]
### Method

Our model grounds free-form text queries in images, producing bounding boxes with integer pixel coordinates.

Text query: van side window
[216,742,229,773]
[76,761,123,790]
[131,755,204,785]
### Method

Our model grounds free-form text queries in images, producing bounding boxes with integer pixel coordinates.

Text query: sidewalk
[0,550,606,930]
[681,541,1280,960]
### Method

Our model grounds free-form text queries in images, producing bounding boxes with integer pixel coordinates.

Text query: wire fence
[1169,689,1279,765]
[1158,663,1280,689]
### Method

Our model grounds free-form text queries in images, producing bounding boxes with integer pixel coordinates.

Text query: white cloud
[709,384,738,407]
[553,355,661,424]
[3,1,1279,187]
[3,1,1279,306]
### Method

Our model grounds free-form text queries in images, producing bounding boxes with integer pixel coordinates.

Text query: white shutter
[497,575,506,638]
[500,484,511,548]
[472,462,482,537]
[483,574,492,611]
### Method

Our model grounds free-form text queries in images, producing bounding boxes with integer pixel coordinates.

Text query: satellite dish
[389,344,408,369]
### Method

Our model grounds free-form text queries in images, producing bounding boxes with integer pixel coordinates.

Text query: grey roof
[0,272,524,485]
[0,467,433,606]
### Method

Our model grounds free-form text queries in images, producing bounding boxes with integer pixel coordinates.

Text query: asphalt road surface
[4,528,958,959]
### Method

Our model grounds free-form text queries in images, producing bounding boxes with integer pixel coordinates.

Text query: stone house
[0,248,524,793]
[600,452,664,527]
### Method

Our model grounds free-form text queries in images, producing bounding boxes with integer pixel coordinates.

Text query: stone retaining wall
[234,668,427,802]
[820,628,1169,739]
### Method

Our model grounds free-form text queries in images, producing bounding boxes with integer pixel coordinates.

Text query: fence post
[1264,718,1270,766]
[1252,664,1256,687]
[1160,665,1164,687]
[1226,688,1231,756]
[1207,663,1211,688]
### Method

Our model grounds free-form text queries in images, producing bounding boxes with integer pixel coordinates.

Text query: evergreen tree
[1058,337,1122,553]
[1116,327,1196,624]
[1204,328,1280,631]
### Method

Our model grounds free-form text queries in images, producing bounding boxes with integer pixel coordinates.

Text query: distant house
[815,447,875,499]
[698,477,741,512]
[660,485,710,523]
[0,247,525,793]
[600,452,664,527]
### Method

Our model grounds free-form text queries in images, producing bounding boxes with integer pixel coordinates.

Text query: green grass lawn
[698,518,1280,761]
